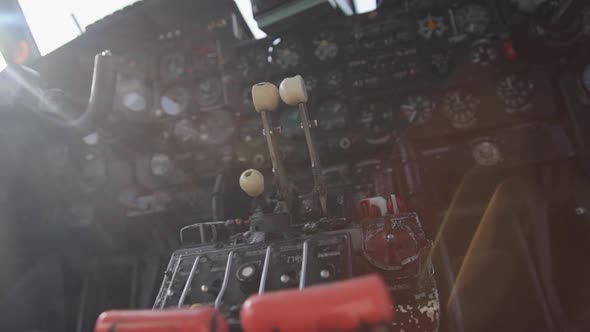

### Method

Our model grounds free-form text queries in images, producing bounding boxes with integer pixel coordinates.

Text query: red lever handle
[240,274,394,332]
[94,306,229,332]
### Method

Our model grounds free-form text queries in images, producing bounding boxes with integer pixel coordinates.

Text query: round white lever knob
[239,169,265,197]
[279,75,308,106]
[252,82,280,113]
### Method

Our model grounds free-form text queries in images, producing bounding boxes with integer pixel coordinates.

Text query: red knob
[240,275,393,332]
[94,307,229,332]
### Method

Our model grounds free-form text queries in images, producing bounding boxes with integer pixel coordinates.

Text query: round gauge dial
[400,93,435,125]
[317,100,348,131]
[582,64,590,93]
[193,42,218,73]
[280,110,303,138]
[273,40,303,70]
[196,110,235,144]
[195,77,223,109]
[239,117,264,147]
[116,78,151,114]
[325,71,344,91]
[358,103,395,144]
[472,141,502,166]
[150,153,172,176]
[442,90,480,128]
[250,48,268,71]
[173,118,199,143]
[496,75,534,112]
[159,52,186,82]
[122,91,148,112]
[470,39,497,66]
[312,32,339,61]
[456,4,491,35]
[161,85,190,116]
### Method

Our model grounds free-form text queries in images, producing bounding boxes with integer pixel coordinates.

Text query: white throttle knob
[252,83,280,113]
[279,75,308,106]
[239,169,265,197]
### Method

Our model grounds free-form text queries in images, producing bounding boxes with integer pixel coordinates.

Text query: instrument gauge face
[273,40,303,70]
[116,78,151,114]
[161,85,190,116]
[173,119,199,143]
[159,52,186,82]
[195,77,223,109]
[251,48,268,70]
[325,71,344,91]
[442,89,480,128]
[196,110,235,145]
[312,32,339,61]
[150,153,172,176]
[472,141,502,166]
[496,75,534,113]
[470,39,497,66]
[122,92,148,112]
[456,4,491,35]
[358,103,395,144]
[582,64,590,93]
[400,93,435,125]
[317,100,348,131]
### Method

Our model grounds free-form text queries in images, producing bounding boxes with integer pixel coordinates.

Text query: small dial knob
[252,82,280,113]
[279,75,308,105]
[239,169,265,197]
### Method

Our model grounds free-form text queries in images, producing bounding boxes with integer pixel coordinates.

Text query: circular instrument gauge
[472,141,502,166]
[305,76,318,94]
[470,39,497,66]
[456,4,491,35]
[122,91,148,112]
[116,78,151,115]
[196,110,235,144]
[325,71,344,91]
[159,52,186,82]
[273,40,303,70]
[400,93,435,125]
[237,48,267,78]
[240,117,264,147]
[441,90,480,129]
[280,110,303,138]
[582,64,590,93]
[150,153,172,176]
[312,32,339,61]
[173,118,199,143]
[250,48,268,71]
[317,100,348,131]
[161,85,190,116]
[496,75,534,112]
[358,103,395,144]
[195,77,223,109]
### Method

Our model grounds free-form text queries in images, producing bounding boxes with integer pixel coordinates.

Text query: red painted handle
[240,274,394,332]
[94,306,229,332]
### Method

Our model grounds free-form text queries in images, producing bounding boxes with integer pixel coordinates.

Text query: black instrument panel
[30,0,579,224]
